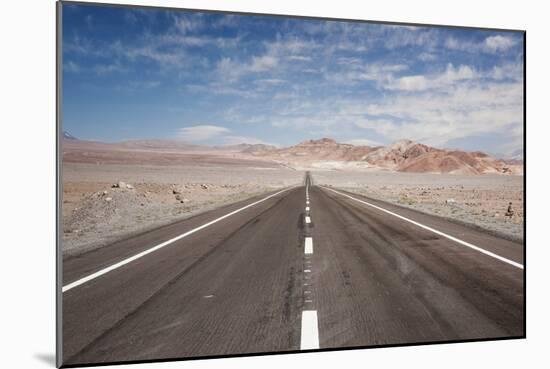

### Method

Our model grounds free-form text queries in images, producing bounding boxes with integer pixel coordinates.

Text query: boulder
[112,181,126,188]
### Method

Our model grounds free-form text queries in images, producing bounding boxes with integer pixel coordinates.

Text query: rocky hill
[252,138,522,175]
[258,138,377,161]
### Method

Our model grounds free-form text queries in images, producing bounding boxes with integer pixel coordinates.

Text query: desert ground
[62,138,523,254]
[313,170,524,242]
[62,162,304,255]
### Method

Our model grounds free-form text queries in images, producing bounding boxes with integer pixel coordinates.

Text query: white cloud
[445,35,518,54]
[354,119,399,136]
[388,75,428,91]
[386,64,476,91]
[326,63,409,86]
[215,55,279,83]
[250,55,278,72]
[176,125,271,146]
[484,35,517,52]
[85,15,93,29]
[64,61,80,73]
[288,55,312,62]
[112,41,187,67]
[418,52,437,61]
[240,70,522,152]
[344,138,383,147]
[155,33,242,49]
[255,79,286,86]
[213,37,320,83]
[173,14,203,34]
[363,81,523,147]
[490,63,523,81]
[212,14,238,28]
[384,27,437,49]
[213,85,259,99]
[222,135,275,146]
[266,38,319,55]
[177,125,230,142]
[94,62,127,75]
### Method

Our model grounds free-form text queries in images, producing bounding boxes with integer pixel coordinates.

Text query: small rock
[102,190,109,195]
[201,184,208,190]
[445,198,456,205]
[173,189,182,195]
[105,197,113,202]
[126,184,134,189]
[112,181,126,188]
[505,202,514,217]
[175,194,182,201]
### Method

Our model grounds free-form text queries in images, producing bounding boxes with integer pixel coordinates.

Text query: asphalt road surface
[61,172,524,366]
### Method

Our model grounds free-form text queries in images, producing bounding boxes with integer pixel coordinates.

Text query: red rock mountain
[254,138,522,175]
[262,138,377,161]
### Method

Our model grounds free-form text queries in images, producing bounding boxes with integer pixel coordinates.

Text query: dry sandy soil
[61,139,523,255]
[313,170,524,242]
[62,161,303,255]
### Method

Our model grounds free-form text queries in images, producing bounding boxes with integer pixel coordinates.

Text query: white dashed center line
[301,178,319,350]
[300,310,320,350]
[304,237,313,254]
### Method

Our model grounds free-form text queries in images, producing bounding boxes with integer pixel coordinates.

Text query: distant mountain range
[62,132,522,175]
[62,133,277,153]
[63,131,78,140]
[253,138,522,175]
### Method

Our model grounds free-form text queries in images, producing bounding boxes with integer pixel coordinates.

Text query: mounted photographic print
[57,1,525,367]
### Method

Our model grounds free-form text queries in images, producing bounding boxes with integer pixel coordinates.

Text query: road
[61,172,524,366]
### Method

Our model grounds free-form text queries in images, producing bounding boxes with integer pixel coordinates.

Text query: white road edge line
[63,187,295,293]
[300,310,320,350]
[305,216,311,224]
[305,237,313,254]
[322,186,523,270]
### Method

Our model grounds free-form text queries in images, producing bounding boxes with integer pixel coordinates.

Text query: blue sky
[62,3,524,156]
